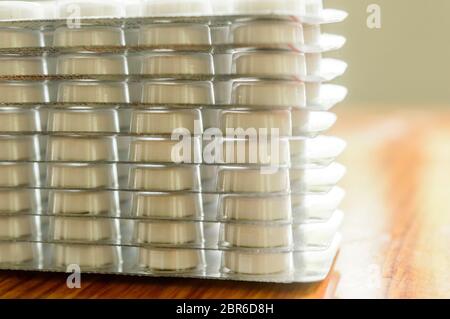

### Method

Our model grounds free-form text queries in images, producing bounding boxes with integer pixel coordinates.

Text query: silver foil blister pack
[0,0,347,283]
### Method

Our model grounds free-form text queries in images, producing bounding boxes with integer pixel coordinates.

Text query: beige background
[324,0,450,106]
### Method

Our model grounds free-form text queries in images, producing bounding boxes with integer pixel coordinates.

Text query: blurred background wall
[324,0,450,107]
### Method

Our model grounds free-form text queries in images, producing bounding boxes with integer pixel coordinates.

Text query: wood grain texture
[0,106,449,299]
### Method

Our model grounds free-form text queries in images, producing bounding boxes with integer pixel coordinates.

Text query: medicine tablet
[53,26,125,47]
[48,190,120,216]
[223,251,291,275]
[47,164,118,189]
[130,109,202,135]
[135,221,200,245]
[216,167,290,193]
[0,242,35,265]
[223,223,292,248]
[57,81,129,103]
[54,244,119,268]
[56,54,128,75]
[131,192,202,219]
[52,217,118,242]
[47,107,119,133]
[129,165,199,191]
[141,81,213,105]
[220,194,291,221]
[46,136,118,162]
[139,23,211,46]
[138,248,203,271]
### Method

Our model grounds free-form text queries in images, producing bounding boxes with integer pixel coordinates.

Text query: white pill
[47,164,118,189]
[131,192,202,219]
[48,190,120,216]
[46,136,118,162]
[56,54,128,75]
[0,135,39,161]
[54,244,119,268]
[135,221,200,245]
[223,250,291,275]
[216,167,290,193]
[129,165,200,191]
[141,81,213,105]
[52,217,118,242]
[0,56,46,76]
[129,137,201,163]
[0,82,48,103]
[0,242,36,265]
[220,194,291,221]
[0,163,39,187]
[232,21,304,46]
[53,26,125,47]
[139,23,211,46]
[130,109,202,135]
[57,81,129,103]
[233,51,306,78]
[223,223,292,248]
[140,53,214,75]
[0,189,40,213]
[232,80,305,108]
[47,107,119,133]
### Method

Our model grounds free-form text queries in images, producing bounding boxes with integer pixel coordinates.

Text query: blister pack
[0,0,347,283]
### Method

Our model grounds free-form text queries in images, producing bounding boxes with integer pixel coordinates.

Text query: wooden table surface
[0,106,449,299]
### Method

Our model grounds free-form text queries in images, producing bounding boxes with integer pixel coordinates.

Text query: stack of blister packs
[0,0,347,283]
